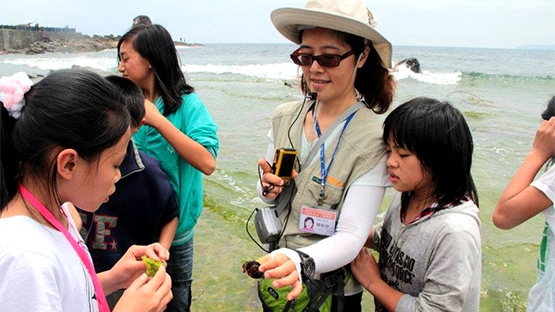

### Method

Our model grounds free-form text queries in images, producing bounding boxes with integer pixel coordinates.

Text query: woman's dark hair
[382,97,479,207]
[105,75,145,128]
[541,95,555,121]
[117,24,194,116]
[0,69,130,210]
[299,30,395,114]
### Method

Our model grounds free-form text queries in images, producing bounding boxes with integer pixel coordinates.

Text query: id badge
[299,205,337,236]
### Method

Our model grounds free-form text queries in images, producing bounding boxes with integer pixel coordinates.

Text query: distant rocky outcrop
[25,35,120,54]
[1,25,204,55]
[1,34,203,55]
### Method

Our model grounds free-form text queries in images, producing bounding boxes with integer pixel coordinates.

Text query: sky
[1,0,554,49]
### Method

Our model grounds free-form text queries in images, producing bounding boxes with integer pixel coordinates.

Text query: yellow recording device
[272,148,298,181]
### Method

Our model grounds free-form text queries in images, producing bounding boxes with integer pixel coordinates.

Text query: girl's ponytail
[0,72,32,208]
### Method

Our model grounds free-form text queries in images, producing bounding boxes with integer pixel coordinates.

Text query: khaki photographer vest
[271,100,386,293]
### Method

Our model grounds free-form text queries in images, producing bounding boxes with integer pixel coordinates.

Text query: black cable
[287,93,313,150]
[286,93,315,174]
[245,207,272,253]
[247,93,314,253]
[249,161,294,253]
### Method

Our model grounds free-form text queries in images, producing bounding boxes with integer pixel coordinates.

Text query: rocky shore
[0,34,203,55]
[0,34,119,54]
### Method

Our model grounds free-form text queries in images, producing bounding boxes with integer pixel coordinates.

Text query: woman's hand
[258,158,297,199]
[351,248,380,292]
[113,265,173,312]
[257,253,303,301]
[102,243,170,293]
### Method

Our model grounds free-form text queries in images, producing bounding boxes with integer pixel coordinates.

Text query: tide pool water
[1,44,554,311]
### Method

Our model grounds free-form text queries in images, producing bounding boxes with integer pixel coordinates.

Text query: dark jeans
[106,289,124,311]
[331,292,362,312]
[165,238,194,312]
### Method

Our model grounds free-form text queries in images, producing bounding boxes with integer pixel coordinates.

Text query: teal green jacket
[133,92,219,246]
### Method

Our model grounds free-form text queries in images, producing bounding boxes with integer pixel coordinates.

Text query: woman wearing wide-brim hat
[254,0,395,311]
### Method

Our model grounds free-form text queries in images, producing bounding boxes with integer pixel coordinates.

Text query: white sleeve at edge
[257,128,276,204]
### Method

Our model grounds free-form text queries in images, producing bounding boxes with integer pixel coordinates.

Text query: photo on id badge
[299,205,337,236]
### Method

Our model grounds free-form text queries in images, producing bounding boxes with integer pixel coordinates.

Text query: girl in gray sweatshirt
[351,97,481,311]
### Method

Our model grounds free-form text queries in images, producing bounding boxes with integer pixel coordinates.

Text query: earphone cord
[287,90,312,149]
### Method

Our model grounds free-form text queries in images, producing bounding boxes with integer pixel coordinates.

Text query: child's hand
[142,99,164,129]
[351,248,380,293]
[109,243,170,291]
[532,117,555,161]
[113,265,172,312]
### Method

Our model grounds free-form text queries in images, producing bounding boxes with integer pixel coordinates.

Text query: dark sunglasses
[290,48,358,68]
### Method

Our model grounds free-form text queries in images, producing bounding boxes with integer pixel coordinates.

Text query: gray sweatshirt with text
[373,193,481,312]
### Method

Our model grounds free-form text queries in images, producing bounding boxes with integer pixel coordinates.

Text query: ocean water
[1,44,555,311]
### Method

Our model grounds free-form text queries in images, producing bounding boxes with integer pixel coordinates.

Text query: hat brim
[271,7,392,69]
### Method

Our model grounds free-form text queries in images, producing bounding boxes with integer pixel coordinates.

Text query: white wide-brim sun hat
[271,0,392,69]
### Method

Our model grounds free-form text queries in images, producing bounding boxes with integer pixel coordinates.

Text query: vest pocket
[306,178,344,208]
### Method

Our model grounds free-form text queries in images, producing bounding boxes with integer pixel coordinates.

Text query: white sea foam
[183,63,299,80]
[3,55,116,72]
[175,45,199,50]
[391,63,462,85]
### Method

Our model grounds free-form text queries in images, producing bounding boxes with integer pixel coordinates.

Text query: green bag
[257,268,349,312]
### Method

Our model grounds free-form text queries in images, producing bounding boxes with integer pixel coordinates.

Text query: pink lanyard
[20,185,110,312]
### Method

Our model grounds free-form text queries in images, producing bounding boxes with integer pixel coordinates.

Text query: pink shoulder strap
[20,185,110,312]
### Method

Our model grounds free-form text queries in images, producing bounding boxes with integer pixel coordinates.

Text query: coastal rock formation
[394,58,422,73]
[25,35,120,54]
[1,34,203,55]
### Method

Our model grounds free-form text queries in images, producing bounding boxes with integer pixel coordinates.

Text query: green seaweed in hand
[142,255,163,277]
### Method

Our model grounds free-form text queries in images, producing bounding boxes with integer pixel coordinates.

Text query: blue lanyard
[314,111,356,200]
